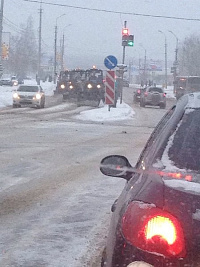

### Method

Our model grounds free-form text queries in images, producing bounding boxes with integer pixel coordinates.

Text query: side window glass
[135,106,175,168]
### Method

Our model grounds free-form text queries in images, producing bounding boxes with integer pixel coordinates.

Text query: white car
[13,85,45,108]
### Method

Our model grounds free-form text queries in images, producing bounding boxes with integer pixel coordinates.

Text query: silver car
[13,85,45,108]
[140,86,166,108]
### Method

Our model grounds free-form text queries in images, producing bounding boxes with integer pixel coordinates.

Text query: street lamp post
[158,30,168,89]
[140,44,147,85]
[60,24,71,72]
[54,14,65,84]
[0,0,4,70]
[169,30,178,79]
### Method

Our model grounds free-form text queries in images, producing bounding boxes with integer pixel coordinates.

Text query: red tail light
[137,89,141,94]
[163,93,166,97]
[144,92,148,96]
[122,202,186,258]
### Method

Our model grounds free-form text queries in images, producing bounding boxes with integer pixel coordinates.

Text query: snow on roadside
[76,100,135,122]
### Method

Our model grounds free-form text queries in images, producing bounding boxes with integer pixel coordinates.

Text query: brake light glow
[144,92,148,96]
[157,170,192,181]
[163,93,166,97]
[122,202,186,258]
[137,89,141,94]
[145,216,176,245]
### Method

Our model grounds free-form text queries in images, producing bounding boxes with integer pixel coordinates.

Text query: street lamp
[54,14,66,84]
[140,43,147,85]
[158,30,168,89]
[60,24,72,72]
[0,0,5,72]
[169,30,178,78]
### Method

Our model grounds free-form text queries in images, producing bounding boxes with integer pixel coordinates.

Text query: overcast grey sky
[3,0,200,69]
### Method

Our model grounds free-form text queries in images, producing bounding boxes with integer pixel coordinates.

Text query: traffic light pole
[0,0,4,71]
[120,21,127,104]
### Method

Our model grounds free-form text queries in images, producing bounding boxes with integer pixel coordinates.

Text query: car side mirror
[100,155,135,180]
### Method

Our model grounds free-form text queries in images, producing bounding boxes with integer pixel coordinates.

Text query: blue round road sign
[104,55,118,70]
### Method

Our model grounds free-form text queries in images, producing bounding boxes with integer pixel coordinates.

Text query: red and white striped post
[105,70,115,111]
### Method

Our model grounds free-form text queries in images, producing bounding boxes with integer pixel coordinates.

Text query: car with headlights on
[140,86,166,108]
[100,92,200,267]
[13,84,45,108]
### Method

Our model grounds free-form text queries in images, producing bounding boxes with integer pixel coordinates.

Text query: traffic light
[122,28,129,36]
[128,35,134,46]
[122,28,134,47]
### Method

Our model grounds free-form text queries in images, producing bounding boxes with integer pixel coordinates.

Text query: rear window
[148,87,163,93]
[17,86,39,92]
[168,110,200,171]
[158,109,200,173]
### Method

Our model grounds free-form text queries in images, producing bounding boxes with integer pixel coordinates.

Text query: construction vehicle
[77,68,105,107]
[55,69,86,102]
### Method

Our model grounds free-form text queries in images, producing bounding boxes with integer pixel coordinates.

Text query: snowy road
[0,86,175,266]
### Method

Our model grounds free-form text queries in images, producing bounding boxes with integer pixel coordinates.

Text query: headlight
[69,85,73,89]
[35,93,41,100]
[13,92,19,99]
[87,83,92,89]
[97,84,101,89]
[60,84,65,89]
[13,81,18,86]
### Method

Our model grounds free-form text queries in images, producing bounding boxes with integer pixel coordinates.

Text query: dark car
[123,79,130,87]
[133,87,146,103]
[100,92,200,267]
[140,86,166,108]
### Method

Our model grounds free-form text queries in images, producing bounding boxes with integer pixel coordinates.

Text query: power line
[3,17,26,33]
[22,0,200,22]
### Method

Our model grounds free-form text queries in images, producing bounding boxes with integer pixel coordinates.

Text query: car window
[167,109,200,171]
[136,106,176,169]
[148,87,163,93]
[17,86,39,92]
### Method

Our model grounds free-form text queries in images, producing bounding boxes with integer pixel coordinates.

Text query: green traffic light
[128,41,134,46]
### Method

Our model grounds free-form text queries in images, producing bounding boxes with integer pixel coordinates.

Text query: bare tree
[7,16,37,77]
[179,34,200,76]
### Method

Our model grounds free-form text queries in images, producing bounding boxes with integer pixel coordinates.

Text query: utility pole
[53,24,57,84]
[61,33,64,71]
[0,0,5,72]
[54,14,66,84]
[37,2,42,85]
[165,38,167,89]
[169,30,178,90]
[158,30,168,89]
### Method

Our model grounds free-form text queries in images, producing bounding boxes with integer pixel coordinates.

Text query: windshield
[86,70,103,83]
[70,71,85,81]
[148,87,163,93]
[17,86,39,92]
